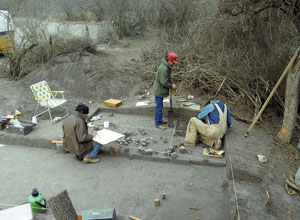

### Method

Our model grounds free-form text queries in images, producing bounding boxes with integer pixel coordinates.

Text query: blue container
[80,208,116,220]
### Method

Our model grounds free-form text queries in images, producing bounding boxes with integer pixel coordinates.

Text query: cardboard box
[104,99,122,108]
[5,121,36,135]
[80,208,116,220]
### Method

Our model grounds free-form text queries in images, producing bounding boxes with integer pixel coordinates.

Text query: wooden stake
[215,76,226,98]
[154,199,160,207]
[52,140,63,144]
[129,216,141,220]
[245,47,300,137]
[162,193,167,200]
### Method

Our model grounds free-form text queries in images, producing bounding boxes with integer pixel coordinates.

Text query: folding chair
[30,80,68,124]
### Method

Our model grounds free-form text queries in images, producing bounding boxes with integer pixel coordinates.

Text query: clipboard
[92,129,124,145]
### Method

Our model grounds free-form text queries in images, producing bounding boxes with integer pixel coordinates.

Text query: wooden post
[154,199,160,207]
[245,47,300,137]
[48,190,78,220]
[279,56,300,143]
[162,193,167,200]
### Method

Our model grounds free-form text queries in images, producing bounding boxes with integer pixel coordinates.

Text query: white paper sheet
[135,101,151,107]
[92,129,124,145]
[163,99,170,103]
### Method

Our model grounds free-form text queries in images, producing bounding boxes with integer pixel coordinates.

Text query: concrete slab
[0,144,229,220]
[0,106,226,168]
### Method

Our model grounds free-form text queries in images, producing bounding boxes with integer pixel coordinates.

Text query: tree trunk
[280,57,300,143]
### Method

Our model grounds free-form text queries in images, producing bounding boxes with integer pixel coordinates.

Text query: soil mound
[22,51,146,102]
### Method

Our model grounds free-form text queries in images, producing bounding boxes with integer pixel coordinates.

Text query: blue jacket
[198,100,232,127]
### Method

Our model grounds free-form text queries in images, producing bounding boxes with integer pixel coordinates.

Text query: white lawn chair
[30,80,68,124]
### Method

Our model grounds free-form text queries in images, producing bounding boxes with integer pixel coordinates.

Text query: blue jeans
[155,96,163,126]
[87,141,102,158]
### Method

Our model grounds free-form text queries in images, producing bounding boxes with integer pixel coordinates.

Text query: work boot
[156,125,166,130]
[184,142,196,148]
[75,155,83,161]
[214,139,222,150]
[83,155,100,164]
[162,120,167,124]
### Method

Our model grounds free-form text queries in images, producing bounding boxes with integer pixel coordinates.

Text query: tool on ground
[168,89,174,128]
[129,216,141,220]
[28,188,47,213]
[245,47,300,137]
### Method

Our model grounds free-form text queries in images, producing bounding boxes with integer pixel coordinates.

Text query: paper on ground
[203,148,224,158]
[136,101,151,107]
[181,102,200,111]
[93,129,124,145]
[163,98,170,103]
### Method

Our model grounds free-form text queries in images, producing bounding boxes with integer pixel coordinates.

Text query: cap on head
[168,52,179,64]
[75,104,89,114]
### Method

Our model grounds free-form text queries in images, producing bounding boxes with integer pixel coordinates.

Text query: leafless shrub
[138,1,299,119]
[2,18,96,79]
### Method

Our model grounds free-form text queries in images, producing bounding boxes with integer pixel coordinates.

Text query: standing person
[185,98,232,149]
[62,104,102,164]
[152,52,178,130]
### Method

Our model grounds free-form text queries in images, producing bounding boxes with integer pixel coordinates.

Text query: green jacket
[152,59,173,98]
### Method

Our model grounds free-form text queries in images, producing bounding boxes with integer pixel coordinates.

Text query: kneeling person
[62,104,102,163]
[185,99,232,149]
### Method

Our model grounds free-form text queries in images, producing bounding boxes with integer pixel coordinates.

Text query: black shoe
[76,155,83,161]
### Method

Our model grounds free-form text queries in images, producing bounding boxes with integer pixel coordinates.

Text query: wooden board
[104,99,122,108]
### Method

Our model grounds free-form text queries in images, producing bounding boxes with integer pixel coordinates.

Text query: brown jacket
[62,111,93,158]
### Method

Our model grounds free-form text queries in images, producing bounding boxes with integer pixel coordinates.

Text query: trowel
[168,89,174,128]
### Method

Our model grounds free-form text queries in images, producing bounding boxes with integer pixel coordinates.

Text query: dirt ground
[0,31,300,219]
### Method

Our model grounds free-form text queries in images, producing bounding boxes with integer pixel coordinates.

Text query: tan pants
[185,117,223,149]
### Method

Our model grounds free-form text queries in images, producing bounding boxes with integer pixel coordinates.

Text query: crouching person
[62,104,102,163]
[185,99,232,149]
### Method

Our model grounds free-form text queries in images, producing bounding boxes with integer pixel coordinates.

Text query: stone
[171,152,177,159]
[123,131,133,138]
[180,146,186,154]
